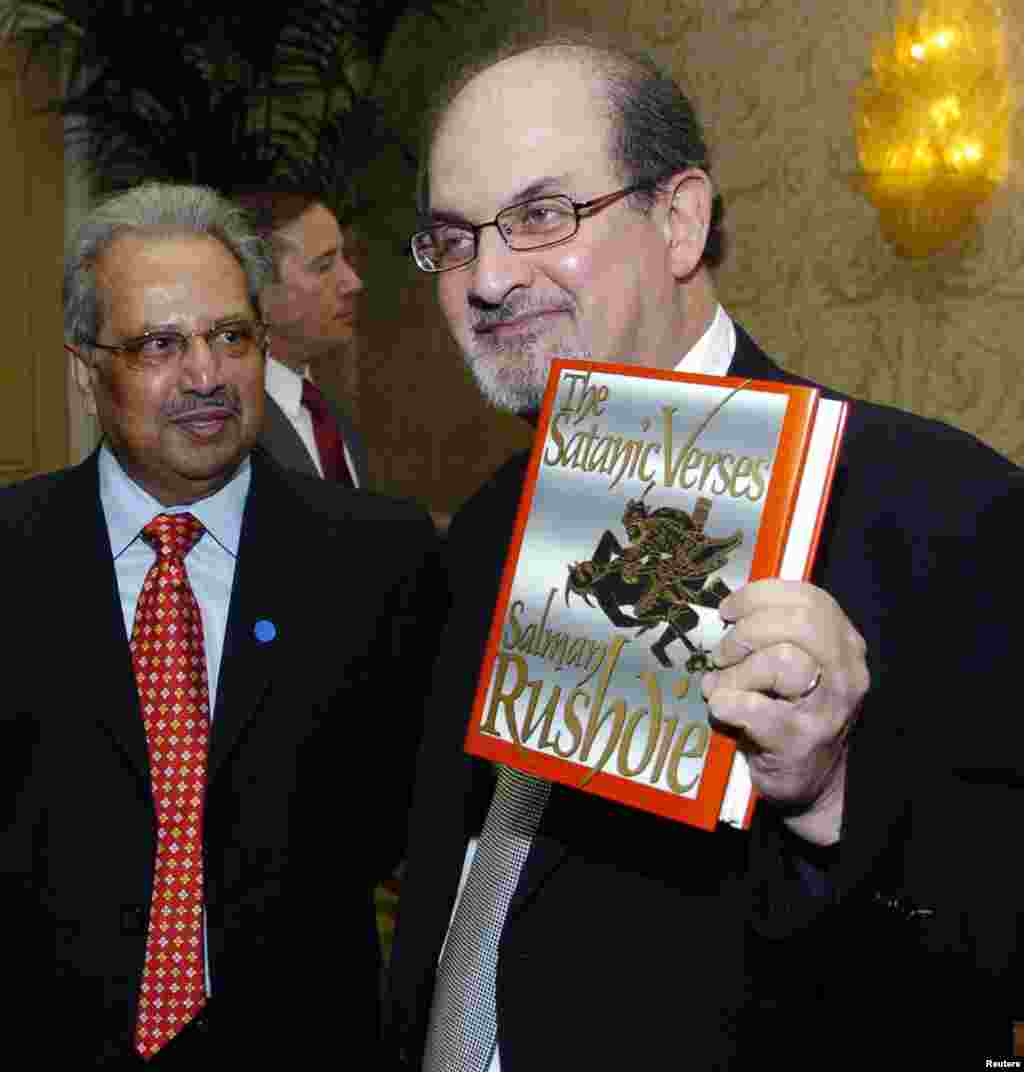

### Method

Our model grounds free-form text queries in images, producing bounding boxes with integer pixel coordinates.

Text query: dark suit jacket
[260,388,370,487]
[1,447,445,1066]
[387,326,1022,1068]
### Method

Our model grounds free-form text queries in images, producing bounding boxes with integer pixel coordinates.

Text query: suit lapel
[259,392,320,478]
[207,453,289,780]
[731,322,849,400]
[329,399,368,488]
[730,324,792,382]
[509,821,567,916]
[56,455,152,785]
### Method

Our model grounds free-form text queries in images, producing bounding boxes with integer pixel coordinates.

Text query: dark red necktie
[301,378,354,486]
[131,514,209,1060]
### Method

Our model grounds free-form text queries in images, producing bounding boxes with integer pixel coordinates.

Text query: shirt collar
[264,354,309,419]
[673,304,736,377]
[99,444,251,559]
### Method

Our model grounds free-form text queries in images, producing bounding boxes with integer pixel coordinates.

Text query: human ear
[67,345,99,417]
[662,169,713,279]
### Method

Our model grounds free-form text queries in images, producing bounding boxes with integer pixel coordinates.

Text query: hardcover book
[465,360,848,831]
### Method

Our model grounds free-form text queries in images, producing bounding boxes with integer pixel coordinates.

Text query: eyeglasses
[79,320,267,369]
[409,182,652,273]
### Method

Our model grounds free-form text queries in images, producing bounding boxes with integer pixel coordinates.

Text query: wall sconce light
[853,0,1009,257]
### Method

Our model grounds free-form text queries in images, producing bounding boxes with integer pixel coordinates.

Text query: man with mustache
[2,183,444,1065]
[387,31,1022,1068]
[233,187,367,487]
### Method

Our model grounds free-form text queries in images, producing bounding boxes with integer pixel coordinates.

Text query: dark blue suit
[388,326,1022,1067]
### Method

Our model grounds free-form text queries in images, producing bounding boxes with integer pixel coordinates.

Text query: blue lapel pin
[254,619,277,644]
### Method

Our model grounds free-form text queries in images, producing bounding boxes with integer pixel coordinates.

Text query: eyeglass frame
[409,180,658,274]
[71,319,269,368]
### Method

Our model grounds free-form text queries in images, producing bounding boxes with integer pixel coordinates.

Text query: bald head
[420,34,724,266]
[431,49,615,226]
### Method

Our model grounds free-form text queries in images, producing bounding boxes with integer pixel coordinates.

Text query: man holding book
[389,30,1022,1068]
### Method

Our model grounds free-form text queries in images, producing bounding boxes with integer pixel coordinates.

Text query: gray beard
[467,361,545,413]
[463,334,589,415]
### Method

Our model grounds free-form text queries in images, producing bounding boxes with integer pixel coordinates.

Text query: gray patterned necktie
[422,766,552,1072]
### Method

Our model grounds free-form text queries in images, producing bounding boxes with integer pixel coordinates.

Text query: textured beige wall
[357,0,1023,512]
[554,0,1024,464]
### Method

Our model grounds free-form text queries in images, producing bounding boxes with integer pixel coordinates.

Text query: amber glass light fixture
[854,0,1009,257]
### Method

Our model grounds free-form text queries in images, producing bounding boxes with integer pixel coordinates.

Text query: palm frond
[2,0,486,200]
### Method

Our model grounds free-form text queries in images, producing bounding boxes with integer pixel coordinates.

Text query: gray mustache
[164,393,241,419]
[472,300,567,330]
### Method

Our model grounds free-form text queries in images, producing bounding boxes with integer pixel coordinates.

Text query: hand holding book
[701,577,869,846]
[465,361,850,832]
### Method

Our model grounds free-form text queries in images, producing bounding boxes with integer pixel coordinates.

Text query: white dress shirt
[438,304,738,1072]
[99,445,249,711]
[676,303,735,377]
[264,356,360,487]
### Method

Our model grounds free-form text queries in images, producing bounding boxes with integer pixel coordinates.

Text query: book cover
[465,360,847,831]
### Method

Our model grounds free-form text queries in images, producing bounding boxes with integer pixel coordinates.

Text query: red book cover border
[465,359,821,830]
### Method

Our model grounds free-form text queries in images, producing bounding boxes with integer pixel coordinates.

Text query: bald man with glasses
[388,31,1023,1070]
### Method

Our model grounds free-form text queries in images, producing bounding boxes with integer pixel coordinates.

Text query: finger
[704,644,820,701]
[712,607,835,670]
[706,685,848,809]
[705,679,838,750]
[712,601,861,672]
[718,578,813,622]
[703,685,785,747]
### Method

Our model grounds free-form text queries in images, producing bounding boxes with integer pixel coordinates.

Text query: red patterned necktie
[131,513,210,1060]
[301,378,354,486]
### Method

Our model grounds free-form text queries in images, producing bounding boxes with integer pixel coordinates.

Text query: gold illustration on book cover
[565,487,741,673]
[476,368,790,803]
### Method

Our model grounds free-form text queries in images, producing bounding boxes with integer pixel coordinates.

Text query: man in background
[234,187,368,486]
[388,31,1022,1068]
[2,182,443,1065]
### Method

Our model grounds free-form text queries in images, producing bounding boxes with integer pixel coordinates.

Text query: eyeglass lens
[414,196,578,271]
[127,322,263,363]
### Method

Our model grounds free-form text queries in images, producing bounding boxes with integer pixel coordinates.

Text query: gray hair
[64,182,273,344]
